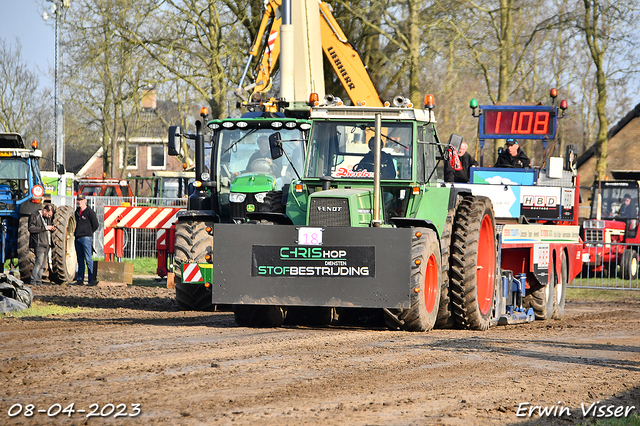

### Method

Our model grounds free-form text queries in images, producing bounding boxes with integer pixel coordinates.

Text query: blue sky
[0,0,56,89]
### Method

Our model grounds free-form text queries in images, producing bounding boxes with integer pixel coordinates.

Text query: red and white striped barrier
[103,206,181,265]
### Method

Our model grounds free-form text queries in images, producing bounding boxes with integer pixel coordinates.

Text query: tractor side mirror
[168,126,182,156]
[269,132,284,160]
[448,134,463,152]
[56,164,65,175]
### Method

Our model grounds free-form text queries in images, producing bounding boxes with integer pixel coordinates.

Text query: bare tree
[0,39,41,135]
[579,0,639,181]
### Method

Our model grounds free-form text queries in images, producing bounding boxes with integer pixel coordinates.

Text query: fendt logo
[317,206,342,212]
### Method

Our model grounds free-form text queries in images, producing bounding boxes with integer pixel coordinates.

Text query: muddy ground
[1,283,639,425]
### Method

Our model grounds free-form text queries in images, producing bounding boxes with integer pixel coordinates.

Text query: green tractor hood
[230,173,277,194]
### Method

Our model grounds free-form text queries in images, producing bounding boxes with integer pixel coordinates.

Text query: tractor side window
[104,186,117,197]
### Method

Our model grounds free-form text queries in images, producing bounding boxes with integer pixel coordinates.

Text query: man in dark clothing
[354,137,397,179]
[444,140,478,183]
[28,204,55,285]
[247,136,280,175]
[494,138,531,168]
[619,194,637,219]
[75,194,99,285]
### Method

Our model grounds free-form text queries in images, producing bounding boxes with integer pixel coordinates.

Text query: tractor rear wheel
[395,227,441,332]
[174,219,214,311]
[435,200,458,329]
[234,305,286,328]
[524,263,555,320]
[50,205,77,284]
[17,216,34,283]
[449,196,497,331]
[553,252,568,319]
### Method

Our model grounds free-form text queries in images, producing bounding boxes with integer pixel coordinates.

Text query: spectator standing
[494,139,531,168]
[75,194,99,285]
[28,204,55,285]
[444,140,478,183]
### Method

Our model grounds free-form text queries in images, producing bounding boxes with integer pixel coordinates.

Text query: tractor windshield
[216,127,305,188]
[592,183,639,219]
[306,121,413,180]
[0,158,29,195]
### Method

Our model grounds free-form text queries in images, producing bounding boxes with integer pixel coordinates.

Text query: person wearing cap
[354,137,397,179]
[444,140,478,183]
[75,194,99,285]
[619,193,637,219]
[28,204,55,285]
[494,139,531,168]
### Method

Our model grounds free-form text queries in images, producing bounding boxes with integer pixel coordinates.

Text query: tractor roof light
[193,181,203,188]
[469,99,478,109]
[200,107,209,118]
[423,94,435,109]
[384,101,391,107]
[560,100,568,110]
[285,121,297,129]
[299,123,311,130]
[550,88,558,98]
[209,123,221,130]
[222,121,234,128]
[271,121,283,128]
[236,121,248,128]
[31,140,38,149]
[308,93,319,106]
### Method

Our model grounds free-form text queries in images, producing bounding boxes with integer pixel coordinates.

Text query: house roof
[577,102,640,190]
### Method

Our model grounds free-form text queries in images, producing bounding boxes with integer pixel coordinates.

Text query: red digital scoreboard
[481,106,556,139]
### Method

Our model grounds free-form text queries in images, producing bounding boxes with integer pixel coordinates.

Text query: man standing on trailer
[444,140,478,183]
[74,194,99,285]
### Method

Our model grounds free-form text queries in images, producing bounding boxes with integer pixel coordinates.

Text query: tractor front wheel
[17,216,34,283]
[174,219,214,311]
[234,305,286,328]
[620,249,639,280]
[394,227,441,332]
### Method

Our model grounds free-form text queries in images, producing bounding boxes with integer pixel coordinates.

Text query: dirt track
[1,284,639,425]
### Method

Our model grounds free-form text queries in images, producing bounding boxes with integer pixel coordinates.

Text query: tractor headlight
[229,193,246,203]
[254,192,268,203]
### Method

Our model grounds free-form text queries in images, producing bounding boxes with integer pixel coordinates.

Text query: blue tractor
[0,133,77,283]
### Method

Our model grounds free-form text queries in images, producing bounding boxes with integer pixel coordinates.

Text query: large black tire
[393,228,441,332]
[17,216,34,284]
[50,205,77,284]
[449,196,497,331]
[524,261,555,320]
[260,191,285,213]
[435,199,459,329]
[553,252,568,319]
[234,305,285,328]
[174,219,214,311]
[619,249,639,280]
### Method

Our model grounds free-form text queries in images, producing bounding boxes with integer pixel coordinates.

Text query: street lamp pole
[44,0,70,196]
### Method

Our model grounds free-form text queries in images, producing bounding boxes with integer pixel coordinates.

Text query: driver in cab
[247,136,280,175]
[354,137,396,179]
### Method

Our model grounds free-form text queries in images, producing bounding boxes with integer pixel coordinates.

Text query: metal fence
[571,241,640,290]
[80,196,186,259]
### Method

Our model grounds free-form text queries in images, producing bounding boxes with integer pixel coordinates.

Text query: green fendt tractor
[206,95,501,331]
[168,105,309,311]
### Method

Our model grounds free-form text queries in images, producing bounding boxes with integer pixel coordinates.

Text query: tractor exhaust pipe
[372,113,382,227]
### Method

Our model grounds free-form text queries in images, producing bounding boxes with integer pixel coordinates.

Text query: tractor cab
[209,113,309,222]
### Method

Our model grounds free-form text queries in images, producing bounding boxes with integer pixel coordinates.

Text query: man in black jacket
[28,204,55,285]
[354,137,397,179]
[75,194,99,285]
[444,140,478,183]
[494,139,531,168]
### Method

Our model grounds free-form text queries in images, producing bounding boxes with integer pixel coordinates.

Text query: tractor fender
[448,188,472,210]
[389,217,438,237]
[176,209,219,223]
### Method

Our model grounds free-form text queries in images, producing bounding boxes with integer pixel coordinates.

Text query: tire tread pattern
[174,219,214,311]
[50,205,76,284]
[17,216,34,283]
[449,196,496,331]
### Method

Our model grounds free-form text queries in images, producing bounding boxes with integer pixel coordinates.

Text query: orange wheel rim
[424,253,438,313]
[476,214,495,315]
